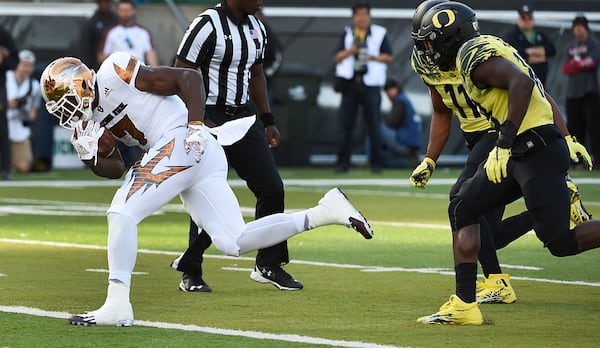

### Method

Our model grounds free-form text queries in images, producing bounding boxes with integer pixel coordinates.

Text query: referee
[171,0,303,292]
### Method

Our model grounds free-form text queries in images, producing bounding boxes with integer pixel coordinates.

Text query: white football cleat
[307,187,373,239]
[68,301,134,327]
[69,282,134,327]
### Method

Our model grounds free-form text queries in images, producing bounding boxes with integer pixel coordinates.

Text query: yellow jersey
[411,47,493,133]
[456,35,553,134]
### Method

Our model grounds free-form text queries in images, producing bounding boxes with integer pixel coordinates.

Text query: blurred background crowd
[1,0,599,179]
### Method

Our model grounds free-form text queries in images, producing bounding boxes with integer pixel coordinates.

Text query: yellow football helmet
[40,57,96,129]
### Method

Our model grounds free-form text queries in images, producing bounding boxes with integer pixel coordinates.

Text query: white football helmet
[40,57,96,129]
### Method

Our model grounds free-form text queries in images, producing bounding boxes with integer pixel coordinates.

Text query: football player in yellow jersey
[411,47,525,304]
[412,1,600,325]
[409,0,528,305]
[410,0,590,306]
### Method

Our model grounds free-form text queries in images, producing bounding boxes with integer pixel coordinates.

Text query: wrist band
[259,112,275,127]
[188,120,203,126]
[423,156,436,169]
[496,120,517,149]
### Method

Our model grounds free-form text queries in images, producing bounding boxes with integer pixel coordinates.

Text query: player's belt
[208,104,248,116]
[512,124,561,157]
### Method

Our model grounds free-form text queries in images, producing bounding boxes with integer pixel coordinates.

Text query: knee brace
[546,231,580,257]
[448,197,480,231]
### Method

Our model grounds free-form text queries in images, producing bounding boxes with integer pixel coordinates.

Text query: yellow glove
[484,146,511,184]
[565,135,593,171]
[410,157,436,189]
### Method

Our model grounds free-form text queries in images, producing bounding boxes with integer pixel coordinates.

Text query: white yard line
[0,305,402,348]
[1,238,598,287]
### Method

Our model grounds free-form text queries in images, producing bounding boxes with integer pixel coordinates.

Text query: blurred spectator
[98,0,154,167]
[504,4,556,86]
[5,50,41,173]
[0,24,18,180]
[562,14,600,168]
[376,78,422,168]
[80,0,118,70]
[98,0,159,66]
[334,2,393,173]
[254,9,283,106]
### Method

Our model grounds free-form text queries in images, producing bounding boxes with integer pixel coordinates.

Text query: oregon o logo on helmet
[432,9,456,28]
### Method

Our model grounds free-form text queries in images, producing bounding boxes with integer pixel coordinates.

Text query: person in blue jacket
[378,77,422,167]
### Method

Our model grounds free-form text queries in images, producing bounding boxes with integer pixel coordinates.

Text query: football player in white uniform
[40,52,374,327]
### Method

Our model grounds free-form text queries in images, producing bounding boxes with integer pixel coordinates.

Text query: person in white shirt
[5,49,40,173]
[98,0,158,167]
[98,0,159,66]
[334,2,393,173]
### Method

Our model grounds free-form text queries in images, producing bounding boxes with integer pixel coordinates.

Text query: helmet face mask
[414,2,480,71]
[40,57,96,129]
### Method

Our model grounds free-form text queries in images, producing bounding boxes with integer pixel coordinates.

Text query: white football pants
[105,127,307,285]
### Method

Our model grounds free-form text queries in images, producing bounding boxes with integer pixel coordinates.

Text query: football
[97,129,117,157]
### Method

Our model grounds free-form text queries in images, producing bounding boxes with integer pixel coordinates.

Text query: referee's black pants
[177,107,288,277]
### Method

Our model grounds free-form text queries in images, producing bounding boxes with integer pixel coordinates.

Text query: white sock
[305,205,328,229]
[106,280,131,305]
[237,213,306,255]
[107,213,138,287]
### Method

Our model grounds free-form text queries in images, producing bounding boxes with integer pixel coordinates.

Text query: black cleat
[250,265,304,291]
[179,273,212,292]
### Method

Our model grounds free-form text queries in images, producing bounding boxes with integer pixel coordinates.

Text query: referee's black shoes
[250,265,304,291]
[179,273,213,293]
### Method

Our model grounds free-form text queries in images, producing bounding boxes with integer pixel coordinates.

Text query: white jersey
[93,52,187,150]
[95,52,252,256]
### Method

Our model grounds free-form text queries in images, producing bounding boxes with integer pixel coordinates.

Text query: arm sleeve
[562,59,582,75]
[176,15,215,67]
[588,39,600,65]
[335,31,347,52]
[541,33,557,58]
[380,34,393,55]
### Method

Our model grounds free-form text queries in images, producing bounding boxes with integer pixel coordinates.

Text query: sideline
[3,179,599,206]
[3,177,600,188]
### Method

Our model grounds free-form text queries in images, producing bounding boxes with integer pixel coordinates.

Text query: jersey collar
[220,0,250,26]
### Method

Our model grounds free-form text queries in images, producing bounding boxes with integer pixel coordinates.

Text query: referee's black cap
[518,4,533,17]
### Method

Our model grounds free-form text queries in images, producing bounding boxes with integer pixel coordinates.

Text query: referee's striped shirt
[176,1,267,107]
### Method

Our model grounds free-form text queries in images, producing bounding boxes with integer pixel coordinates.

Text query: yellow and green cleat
[476,273,517,304]
[417,294,483,325]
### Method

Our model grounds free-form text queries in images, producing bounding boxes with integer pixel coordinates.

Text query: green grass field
[1,167,600,347]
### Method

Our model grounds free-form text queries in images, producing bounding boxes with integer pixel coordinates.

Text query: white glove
[184,121,208,162]
[70,120,104,165]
